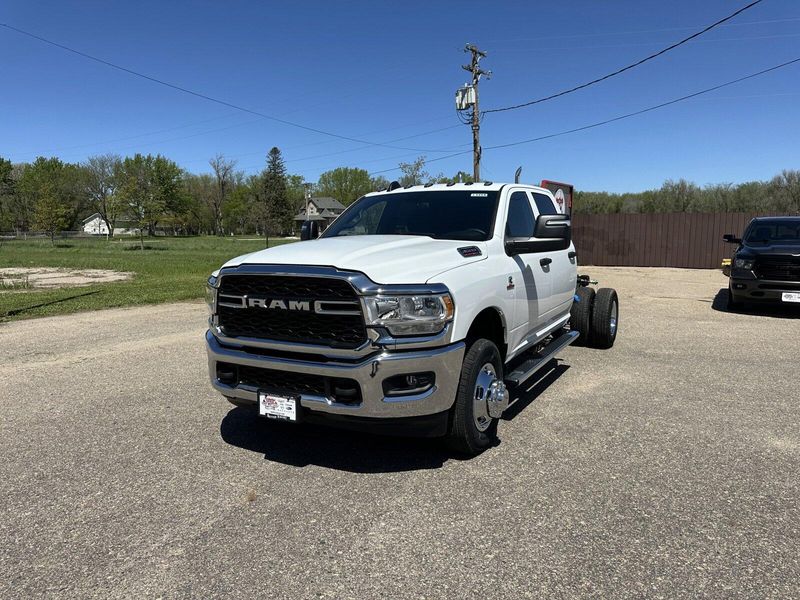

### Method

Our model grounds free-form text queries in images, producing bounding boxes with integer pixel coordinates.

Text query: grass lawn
[0,236,294,322]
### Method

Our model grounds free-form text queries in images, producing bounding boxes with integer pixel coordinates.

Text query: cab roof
[366,182,552,196]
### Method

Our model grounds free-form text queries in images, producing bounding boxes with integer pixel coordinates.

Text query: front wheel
[447,339,506,456]
[727,286,742,311]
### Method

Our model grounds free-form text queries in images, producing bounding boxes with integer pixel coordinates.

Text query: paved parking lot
[1,267,797,598]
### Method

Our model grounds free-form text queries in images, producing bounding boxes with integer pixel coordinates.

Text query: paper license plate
[781,292,800,303]
[258,392,298,421]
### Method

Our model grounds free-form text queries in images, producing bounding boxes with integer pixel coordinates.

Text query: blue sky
[1,0,798,192]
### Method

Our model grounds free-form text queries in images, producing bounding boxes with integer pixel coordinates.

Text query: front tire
[727,286,742,311]
[447,339,503,456]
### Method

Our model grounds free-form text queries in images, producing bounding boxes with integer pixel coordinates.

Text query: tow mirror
[722,234,741,244]
[300,220,320,241]
[506,214,571,255]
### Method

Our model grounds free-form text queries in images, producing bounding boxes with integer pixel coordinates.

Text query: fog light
[383,372,435,397]
[216,362,237,385]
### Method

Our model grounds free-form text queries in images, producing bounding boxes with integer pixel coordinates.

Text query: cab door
[505,190,551,338]
[531,191,576,319]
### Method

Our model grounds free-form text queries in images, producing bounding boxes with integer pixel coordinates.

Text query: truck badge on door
[507,276,515,291]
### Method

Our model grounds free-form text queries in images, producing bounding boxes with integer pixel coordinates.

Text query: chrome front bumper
[206,331,465,419]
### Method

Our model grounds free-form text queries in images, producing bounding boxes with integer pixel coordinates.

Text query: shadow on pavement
[502,361,571,421]
[221,358,572,471]
[712,287,800,319]
[220,406,452,473]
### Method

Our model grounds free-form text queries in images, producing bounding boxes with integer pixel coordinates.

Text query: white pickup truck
[205,182,618,455]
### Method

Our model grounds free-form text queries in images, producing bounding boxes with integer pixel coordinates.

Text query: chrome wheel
[473,362,500,432]
[609,300,618,335]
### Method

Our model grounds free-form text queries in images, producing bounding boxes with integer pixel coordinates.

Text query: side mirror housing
[506,214,571,256]
[723,234,742,244]
[300,220,320,241]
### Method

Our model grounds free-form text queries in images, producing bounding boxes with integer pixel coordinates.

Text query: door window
[532,192,559,215]
[506,191,535,238]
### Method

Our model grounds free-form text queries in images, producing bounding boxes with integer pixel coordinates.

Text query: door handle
[540,257,552,267]
[568,251,577,259]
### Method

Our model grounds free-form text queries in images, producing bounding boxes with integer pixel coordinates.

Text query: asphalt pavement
[0,267,797,599]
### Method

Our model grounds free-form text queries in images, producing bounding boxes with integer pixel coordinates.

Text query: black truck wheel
[590,288,619,349]
[571,286,595,346]
[727,285,743,311]
[447,338,504,456]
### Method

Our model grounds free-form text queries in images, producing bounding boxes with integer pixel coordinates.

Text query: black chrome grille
[217,274,367,348]
[754,256,800,282]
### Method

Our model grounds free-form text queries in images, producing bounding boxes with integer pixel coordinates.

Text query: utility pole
[459,44,490,182]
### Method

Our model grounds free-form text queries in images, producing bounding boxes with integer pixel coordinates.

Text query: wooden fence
[571,212,774,269]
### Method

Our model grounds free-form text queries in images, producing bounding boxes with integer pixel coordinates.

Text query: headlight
[206,273,219,315]
[364,293,454,336]
[734,258,754,270]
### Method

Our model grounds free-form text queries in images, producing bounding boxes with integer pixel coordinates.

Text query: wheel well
[466,308,507,361]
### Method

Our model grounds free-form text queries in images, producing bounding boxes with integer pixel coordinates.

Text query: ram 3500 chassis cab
[206,183,618,454]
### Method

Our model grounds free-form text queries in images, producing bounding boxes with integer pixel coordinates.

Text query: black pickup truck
[724,216,800,309]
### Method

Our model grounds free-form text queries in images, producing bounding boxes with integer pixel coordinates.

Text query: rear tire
[447,339,502,456]
[590,288,619,349]
[571,286,595,346]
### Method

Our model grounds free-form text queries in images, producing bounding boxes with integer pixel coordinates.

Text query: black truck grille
[754,257,800,282]
[228,364,361,405]
[217,274,367,348]
[238,364,326,396]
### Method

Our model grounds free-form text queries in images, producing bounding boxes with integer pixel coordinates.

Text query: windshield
[321,190,500,242]
[744,219,800,244]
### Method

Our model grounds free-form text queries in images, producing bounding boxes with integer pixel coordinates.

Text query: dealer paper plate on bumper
[258,392,298,421]
[781,292,800,303]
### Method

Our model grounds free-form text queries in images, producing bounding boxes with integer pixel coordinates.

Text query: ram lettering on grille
[216,274,367,348]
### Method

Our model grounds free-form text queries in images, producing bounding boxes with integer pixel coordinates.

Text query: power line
[483,0,766,114]
[0,22,449,154]
[492,32,800,54]
[485,57,800,150]
[484,16,800,44]
[369,56,800,175]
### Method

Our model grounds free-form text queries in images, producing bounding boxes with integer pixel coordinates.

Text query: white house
[82,213,110,235]
[81,213,138,236]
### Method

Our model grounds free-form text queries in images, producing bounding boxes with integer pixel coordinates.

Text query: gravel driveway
[0,267,797,598]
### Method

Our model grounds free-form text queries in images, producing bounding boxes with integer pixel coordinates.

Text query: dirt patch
[0,267,133,291]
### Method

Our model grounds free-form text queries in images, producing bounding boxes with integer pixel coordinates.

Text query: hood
[740,242,800,257]
[221,235,488,284]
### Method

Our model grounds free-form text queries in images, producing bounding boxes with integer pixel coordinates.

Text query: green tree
[208,154,237,235]
[183,173,216,234]
[434,170,474,184]
[0,157,15,231]
[115,154,183,249]
[260,147,291,246]
[32,185,70,244]
[286,174,309,215]
[223,182,256,235]
[316,167,373,205]
[16,157,87,232]
[83,154,122,236]
[369,175,390,191]
[770,170,800,213]
[398,156,430,187]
